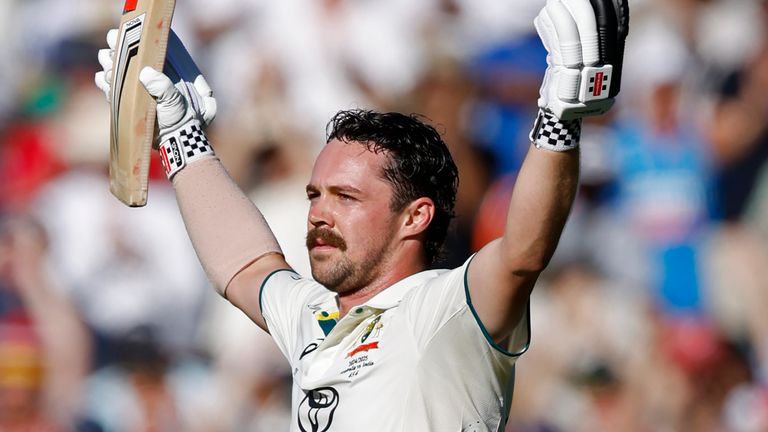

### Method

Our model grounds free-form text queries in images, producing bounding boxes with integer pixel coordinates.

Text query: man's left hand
[534,0,629,121]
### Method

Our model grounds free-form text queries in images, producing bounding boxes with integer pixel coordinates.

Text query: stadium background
[1,0,767,430]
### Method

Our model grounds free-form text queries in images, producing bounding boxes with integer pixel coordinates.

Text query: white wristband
[158,121,215,179]
[529,109,582,152]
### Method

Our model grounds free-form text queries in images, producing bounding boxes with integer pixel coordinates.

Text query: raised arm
[467,0,629,342]
[95,31,288,331]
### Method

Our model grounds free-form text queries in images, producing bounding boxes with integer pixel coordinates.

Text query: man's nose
[308,197,333,228]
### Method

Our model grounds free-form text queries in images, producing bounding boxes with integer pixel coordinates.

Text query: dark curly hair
[326,109,459,265]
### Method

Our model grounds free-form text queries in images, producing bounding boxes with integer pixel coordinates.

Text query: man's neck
[332,239,428,317]
[336,265,424,318]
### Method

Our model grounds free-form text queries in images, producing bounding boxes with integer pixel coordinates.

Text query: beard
[306,228,388,294]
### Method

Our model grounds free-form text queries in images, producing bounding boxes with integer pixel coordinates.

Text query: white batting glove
[139,67,216,180]
[530,0,629,151]
[94,29,119,103]
[94,29,218,179]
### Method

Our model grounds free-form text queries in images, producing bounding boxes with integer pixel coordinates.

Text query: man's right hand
[94,30,218,179]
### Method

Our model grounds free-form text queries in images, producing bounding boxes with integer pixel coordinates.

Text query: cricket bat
[109,0,176,207]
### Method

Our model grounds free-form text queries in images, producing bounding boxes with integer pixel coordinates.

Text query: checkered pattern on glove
[529,109,582,152]
[158,120,215,179]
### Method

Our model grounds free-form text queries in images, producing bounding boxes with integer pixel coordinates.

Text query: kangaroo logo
[298,387,339,432]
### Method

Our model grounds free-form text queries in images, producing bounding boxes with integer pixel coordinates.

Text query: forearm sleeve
[172,157,283,297]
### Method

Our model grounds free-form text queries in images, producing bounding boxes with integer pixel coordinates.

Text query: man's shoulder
[400,260,472,301]
[264,269,318,286]
[422,257,474,286]
[262,270,334,308]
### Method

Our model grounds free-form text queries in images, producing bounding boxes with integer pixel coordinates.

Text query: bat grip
[591,0,618,63]
[609,40,625,98]
[598,27,616,63]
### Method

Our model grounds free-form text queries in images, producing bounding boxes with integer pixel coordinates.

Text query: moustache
[306,228,347,251]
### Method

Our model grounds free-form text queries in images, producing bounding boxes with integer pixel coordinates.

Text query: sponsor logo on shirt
[300,338,324,360]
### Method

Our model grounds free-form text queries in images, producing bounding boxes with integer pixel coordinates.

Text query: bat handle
[609,40,625,98]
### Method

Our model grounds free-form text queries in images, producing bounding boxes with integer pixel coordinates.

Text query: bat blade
[109,0,176,207]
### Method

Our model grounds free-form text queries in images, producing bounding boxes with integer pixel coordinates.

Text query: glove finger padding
[548,0,582,68]
[97,48,114,77]
[193,75,217,127]
[139,67,188,129]
[106,28,118,50]
[562,0,599,66]
[535,0,629,120]
[94,30,118,100]
[94,69,111,100]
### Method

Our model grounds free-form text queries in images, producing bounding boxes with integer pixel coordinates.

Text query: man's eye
[339,193,355,201]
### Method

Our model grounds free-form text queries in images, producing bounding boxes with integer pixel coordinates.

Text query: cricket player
[95,0,628,430]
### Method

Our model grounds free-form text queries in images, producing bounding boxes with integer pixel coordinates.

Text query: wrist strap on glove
[529,109,582,152]
[158,121,215,179]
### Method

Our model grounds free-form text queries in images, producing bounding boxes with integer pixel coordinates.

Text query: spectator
[0,215,96,430]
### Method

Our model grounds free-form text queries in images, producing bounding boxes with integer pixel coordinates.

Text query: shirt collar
[363,269,442,310]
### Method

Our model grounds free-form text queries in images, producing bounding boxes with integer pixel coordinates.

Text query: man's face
[306,139,400,294]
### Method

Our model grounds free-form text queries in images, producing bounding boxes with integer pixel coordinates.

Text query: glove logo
[159,144,171,174]
[159,137,183,175]
[169,137,182,167]
[592,72,605,97]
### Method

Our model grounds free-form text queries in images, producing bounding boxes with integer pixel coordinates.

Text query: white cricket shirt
[259,258,530,431]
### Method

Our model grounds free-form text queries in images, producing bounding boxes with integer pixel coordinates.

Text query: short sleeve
[259,270,327,363]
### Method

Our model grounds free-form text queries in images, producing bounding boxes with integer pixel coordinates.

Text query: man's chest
[288,305,420,431]
[291,304,415,390]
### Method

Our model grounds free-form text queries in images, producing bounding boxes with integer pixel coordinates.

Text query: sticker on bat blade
[110,13,146,151]
[124,0,139,13]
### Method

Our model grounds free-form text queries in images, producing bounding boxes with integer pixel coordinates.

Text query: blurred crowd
[1,0,768,430]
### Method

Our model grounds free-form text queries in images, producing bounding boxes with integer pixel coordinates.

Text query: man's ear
[400,197,435,238]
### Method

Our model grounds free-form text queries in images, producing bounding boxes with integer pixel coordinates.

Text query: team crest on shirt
[360,315,383,343]
[341,315,384,378]
[347,315,383,358]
